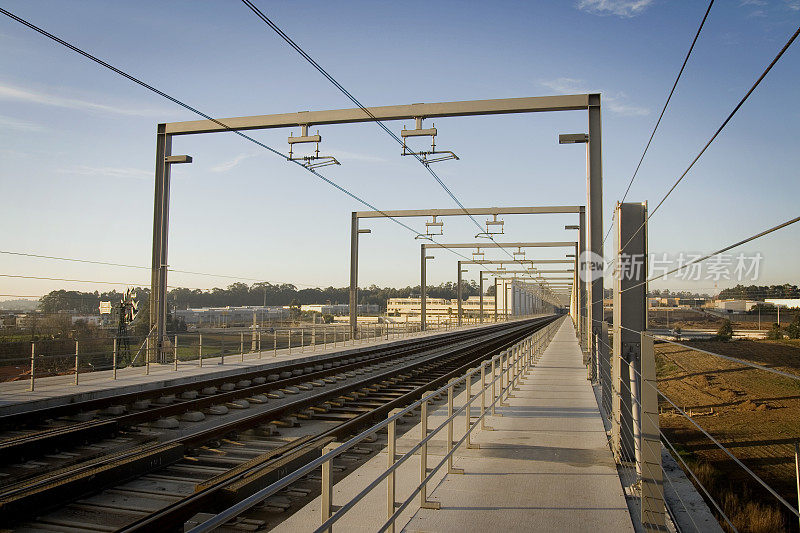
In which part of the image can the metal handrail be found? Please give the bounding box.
[187,316,562,533]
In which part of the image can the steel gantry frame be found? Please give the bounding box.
[349,205,586,336]
[458,261,574,325]
[151,94,601,363]
[448,259,573,324]
[352,205,584,335]
[421,241,577,330]
[490,275,569,320]
[482,270,573,321]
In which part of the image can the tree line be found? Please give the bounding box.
[717,284,799,300]
[37,280,484,315]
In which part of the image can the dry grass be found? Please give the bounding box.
[690,460,786,533]
[656,339,800,532]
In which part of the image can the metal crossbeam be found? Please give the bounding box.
[165,94,591,135]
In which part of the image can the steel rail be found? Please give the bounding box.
[1,318,551,527]
[116,318,553,532]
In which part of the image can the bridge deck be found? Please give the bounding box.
[276,319,634,532]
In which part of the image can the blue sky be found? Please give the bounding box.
[1,0,798,300]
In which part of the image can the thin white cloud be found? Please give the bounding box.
[59,165,151,180]
[0,82,166,116]
[210,153,256,173]
[785,0,800,10]
[577,0,654,17]
[540,77,590,94]
[0,114,44,132]
[740,0,767,6]
[539,78,650,117]
[605,101,650,116]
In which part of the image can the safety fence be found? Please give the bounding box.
[591,313,800,533]
[2,315,540,392]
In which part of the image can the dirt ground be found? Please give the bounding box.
[655,339,800,531]
[648,308,723,329]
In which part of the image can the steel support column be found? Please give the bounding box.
[420,244,427,331]
[457,261,463,326]
[588,94,604,374]
[349,212,359,338]
[579,208,588,351]
[150,124,172,364]
[611,202,647,462]
[640,333,665,530]
[479,271,485,323]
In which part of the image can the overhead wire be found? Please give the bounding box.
[0,7,514,282]
[597,341,737,531]
[587,213,800,307]
[601,0,714,247]
[594,324,800,520]
[237,0,541,279]
[618,24,800,254]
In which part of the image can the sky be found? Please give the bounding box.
[1,0,799,301]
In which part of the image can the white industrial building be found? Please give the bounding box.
[387,296,494,323]
[175,306,289,326]
[300,304,379,315]
[714,299,760,312]
[765,298,800,309]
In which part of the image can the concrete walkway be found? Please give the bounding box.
[403,319,633,532]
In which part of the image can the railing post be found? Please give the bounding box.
[274,331,278,356]
[465,369,475,449]
[258,330,262,356]
[220,335,225,365]
[74,340,79,385]
[29,342,35,392]
[480,361,493,431]
[112,338,118,380]
[320,441,338,533]
[387,408,402,532]
[420,399,440,509]
[490,357,497,415]
[199,333,203,367]
[640,332,664,531]
[240,332,244,360]
[500,351,509,407]
[174,335,178,370]
[447,379,464,474]
[288,329,292,355]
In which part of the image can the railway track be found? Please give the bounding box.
[0,317,556,532]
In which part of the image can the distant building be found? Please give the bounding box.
[175,306,289,326]
[300,304,379,315]
[387,296,496,322]
[764,298,800,309]
[714,299,759,312]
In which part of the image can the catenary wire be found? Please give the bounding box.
[595,327,800,518]
[237,0,538,273]
[618,24,800,254]
[0,7,514,280]
[587,213,800,306]
[602,0,715,247]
